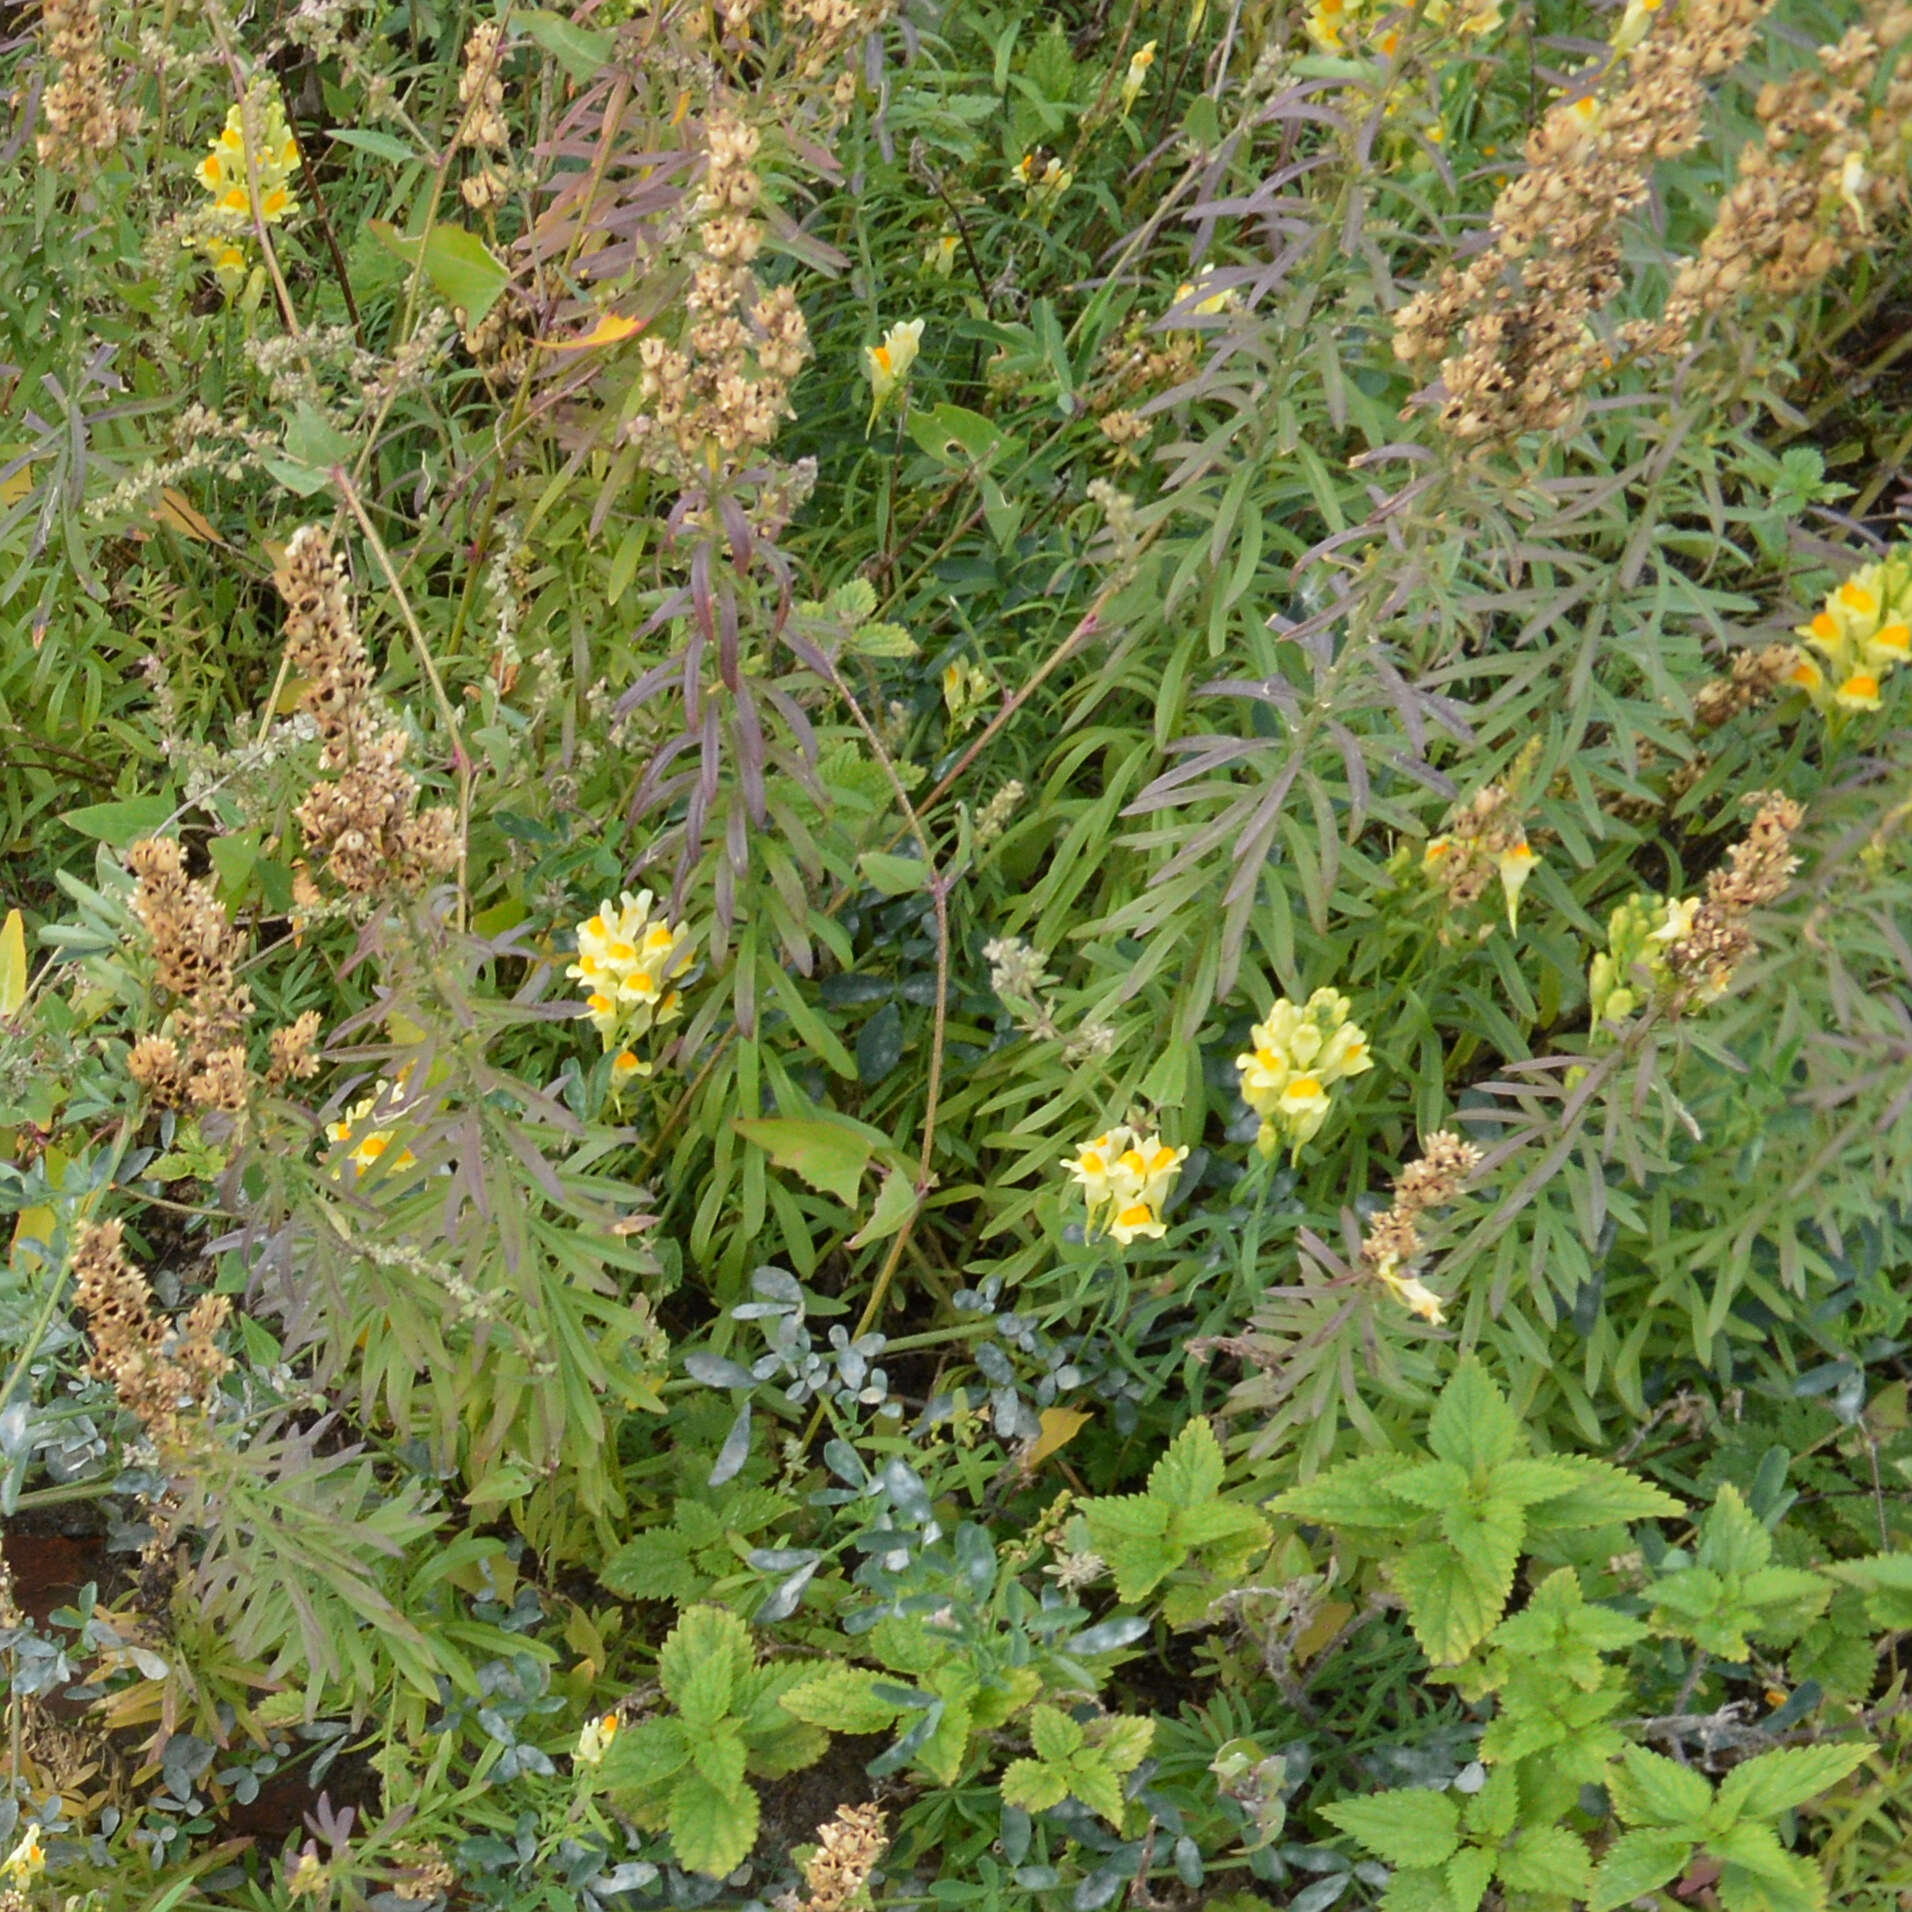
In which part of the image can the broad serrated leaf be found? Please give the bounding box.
[1067,1755,1131,1827]
[601,1716,691,1797]
[1714,1743,1875,1824]
[1497,1825,1592,1898]
[1610,1745,1715,1831]
[780,1665,903,1735]
[1001,1758,1069,1813]
[599,1528,703,1603]
[1320,1789,1460,1866]
[1380,1868,1454,1912]
[1587,1828,1695,1912]
[1393,1532,1518,1665]
[1519,1454,1684,1530]
[1445,1843,1495,1912]
[733,1115,881,1206]
[1171,1498,1270,1553]
[1697,1485,1773,1578]
[657,1605,751,1729]
[668,1765,758,1877]
[1463,1764,1519,1842]
[1272,1453,1420,1530]
[1427,1357,1524,1472]
[1149,1418,1227,1508]
[690,1727,747,1794]
[1094,1714,1155,1773]
[1028,1703,1083,1763]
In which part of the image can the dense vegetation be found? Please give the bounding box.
[3,0,1912,1907]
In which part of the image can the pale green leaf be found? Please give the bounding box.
[1320,1789,1460,1867]
[1001,1758,1069,1813]
[657,1605,750,1729]
[780,1665,903,1735]
[733,1114,881,1206]
[1714,1743,1875,1825]
[668,1766,759,1877]
[1427,1356,1524,1473]
[1587,1828,1695,1912]
[1610,1745,1715,1831]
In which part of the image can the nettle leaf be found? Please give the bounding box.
[1028,1703,1084,1764]
[1393,1526,1520,1665]
[1149,1417,1227,1508]
[1714,1743,1875,1824]
[1708,1821,1827,1912]
[1386,1459,1473,1512]
[1380,1868,1456,1912]
[780,1664,902,1735]
[1445,1842,1495,1912]
[1610,1746,1715,1831]
[1519,1455,1684,1530]
[1463,1764,1519,1843]
[668,1764,759,1877]
[1171,1498,1269,1552]
[1491,1568,1648,1688]
[1094,1714,1155,1774]
[1823,1551,1912,1629]
[1320,1788,1461,1867]
[690,1726,747,1795]
[1001,1759,1070,1812]
[1272,1452,1420,1530]
[1497,1825,1593,1898]
[1427,1357,1524,1472]
[1587,1828,1696,1912]
[1698,1485,1773,1578]
[658,1605,750,1729]
[1079,1494,1180,1601]
[1068,1755,1130,1827]
[601,1716,691,1798]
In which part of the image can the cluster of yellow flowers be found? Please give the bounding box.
[566,891,694,1079]
[866,317,924,424]
[1236,988,1372,1161]
[1303,0,1499,58]
[327,1086,417,1175]
[1064,1125,1188,1246]
[1785,555,1911,719]
[575,1710,621,1764]
[192,91,300,296]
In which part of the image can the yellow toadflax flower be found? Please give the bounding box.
[1120,40,1157,115]
[1788,552,1912,723]
[575,1710,620,1765]
[1065,1124,1187,1247]
[2,1828,46,1884]
[866,317,925,424]
[567,890,694,1071]
[923,232,960,277]
[326,1089,417,1174]
[192,88,301,297]
[1236,988,1373,1162]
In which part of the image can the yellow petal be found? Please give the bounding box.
[539,313,647,352]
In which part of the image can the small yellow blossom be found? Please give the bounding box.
[923,232,960,277]
[1013,152,1072,211]
[942,656,991,729]
[1120,40,1157,115]
[866,317,925,422]
[327,1090,417,1174]
[567,891,694,1067]
[2,1829,46,1885]
[1236,988,1372,1161]
[1171,265,1235,321]
[1065,1124,1187,1247]
[576,1710,620,1764]
[1611,0,1668,53]
[1386,1271,1447,1325]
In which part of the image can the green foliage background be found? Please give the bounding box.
[1,0,1912,1906]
